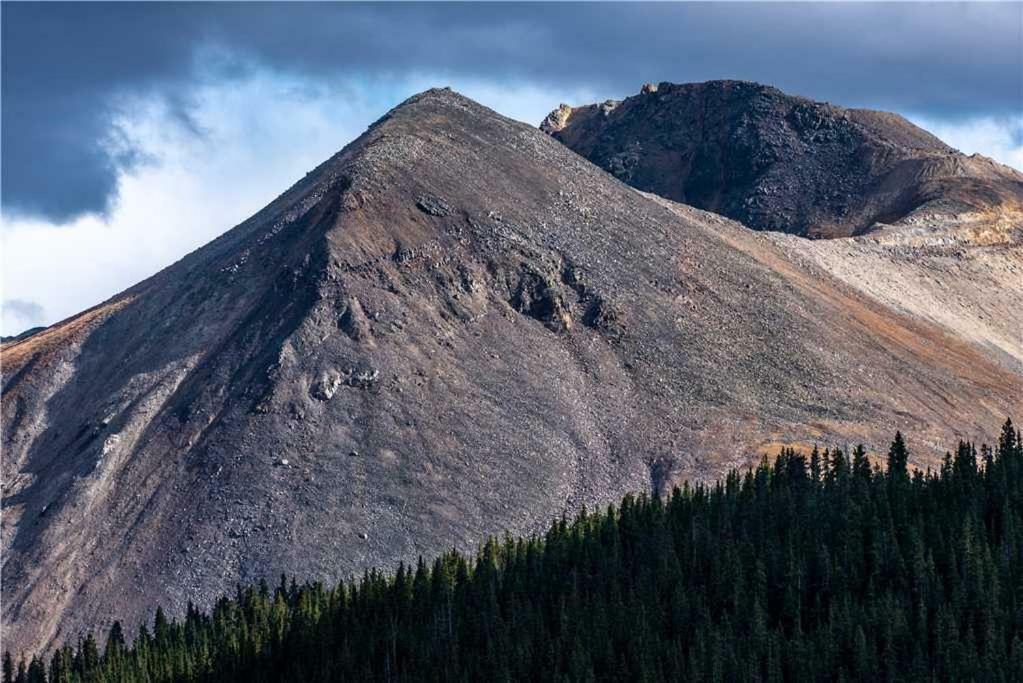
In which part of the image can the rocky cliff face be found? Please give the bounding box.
[3,88,1020,655]
[543,80,1023,238]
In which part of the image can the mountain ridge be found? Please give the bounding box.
[542,80,1023,238]
[3,87,1020,655]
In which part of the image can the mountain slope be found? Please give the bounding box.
[542,80,1023,238]
[542,80,1023,368]
[3,88,1020,655]
[15,427,1023,681]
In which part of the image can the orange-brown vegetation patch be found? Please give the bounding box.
[1,297,135,371]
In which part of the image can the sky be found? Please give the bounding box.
[2,2,1022,336]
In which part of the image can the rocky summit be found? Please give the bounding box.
[543,80,1023,238]
[3,87,1021,655]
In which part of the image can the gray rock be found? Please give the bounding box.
[342,363,379,389]
[416,194,452,217]
[311,370,343,400]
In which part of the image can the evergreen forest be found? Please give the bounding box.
[6,420,1023,682]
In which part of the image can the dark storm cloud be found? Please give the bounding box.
[3,2,1021,223]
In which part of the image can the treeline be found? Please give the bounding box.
[6,420,1023,682]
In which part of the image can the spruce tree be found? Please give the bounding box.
[887,431,909,482]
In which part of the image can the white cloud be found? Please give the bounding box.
[1,299,45,336]
[0,74,596,336]
[908,114,1023,171]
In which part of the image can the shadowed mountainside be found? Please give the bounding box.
[543,80,1023,238]
[3,88,1021,655]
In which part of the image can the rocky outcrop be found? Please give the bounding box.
[544,80,1023,237]
[539,103,574,135]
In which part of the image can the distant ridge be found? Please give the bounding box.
[543,80,1023,237]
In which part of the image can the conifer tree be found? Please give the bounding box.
[887,431,909,482]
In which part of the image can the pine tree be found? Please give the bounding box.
[887,431,909,483]
[80,634,99,678]
[23,658,43,683]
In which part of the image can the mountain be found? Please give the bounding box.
[545,81,1023,369]
[3,88,1020,655]
[542,80,1023,238]
[0,328,45,345]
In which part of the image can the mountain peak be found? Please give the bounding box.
[544,81,1022,237]
[366,86,499,134]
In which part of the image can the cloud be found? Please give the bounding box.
[908,115,1023,171]
[2,3,1021,336]
[1,299,44,336]
[3,2,1021,223]
[0,72,596,336]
